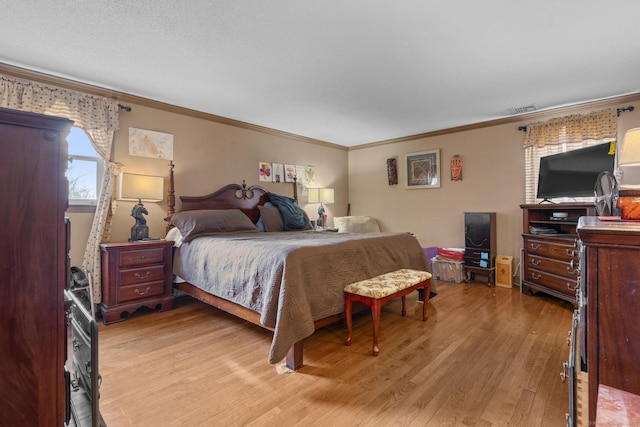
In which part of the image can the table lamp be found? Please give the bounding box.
[118,173,164,240]
[308,188,334,228]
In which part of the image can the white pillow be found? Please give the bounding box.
[165,227,184,247]
[334,216,381,233]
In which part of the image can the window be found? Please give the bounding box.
[67,127,103,206]
[524,138,613,204]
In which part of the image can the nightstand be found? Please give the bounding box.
[100,240,174,324]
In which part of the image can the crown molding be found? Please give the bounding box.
[2,62,638,152]
[0,62,346,151]
[349,92,640,151]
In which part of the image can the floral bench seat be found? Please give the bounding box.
[344,268,431,356]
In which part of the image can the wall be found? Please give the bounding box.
[67,96,640,269]
[348,101,640,265]
[67,102,348,266]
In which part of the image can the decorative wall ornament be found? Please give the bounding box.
[272,163,284,183]
[450,154,462,181]
[258,162,272,182]
[405,149,441,189]
[387,157,398,185]
[284,164,297,182]
[128,127,174,160]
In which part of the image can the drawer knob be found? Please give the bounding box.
[137,255,148,260]
[135,286,151,296]
[530,243,540,250]
[532,272,541,280]
[531,258,541,266]
[134,271,151,280]
[566,249,575,257]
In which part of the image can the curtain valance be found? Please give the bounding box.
[523,107,617,148]
[0,74,119,156]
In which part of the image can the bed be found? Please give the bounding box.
[165,174,431,371]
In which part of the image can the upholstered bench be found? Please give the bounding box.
[344,269,432,356]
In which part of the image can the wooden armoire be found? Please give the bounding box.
[0,107,73,425]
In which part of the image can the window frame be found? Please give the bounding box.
[67,127,103,212]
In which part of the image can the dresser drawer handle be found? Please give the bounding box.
[531,259,541,266]
[566,266,578,275]
[560,361,568,383]
[135,286,151,296]
[566,281,579,291]
[530,243,540,250]
[566,249,575,257]
[531,272,541,280]
[134,271,151,280]
[137,255,147,260]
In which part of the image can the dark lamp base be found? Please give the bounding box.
[131,225,149,241]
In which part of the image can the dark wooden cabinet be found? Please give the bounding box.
[100,240,174,324]
[521,203,595,303]
[464,212,496,285]
[577,217,640,423]
[0,107,73,426]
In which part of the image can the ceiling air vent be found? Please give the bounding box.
[509,105,537,115]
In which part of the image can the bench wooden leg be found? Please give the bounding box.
[422,280,430,321]
[345,293,353,346]
[401,295,406,317]
[371,298,382,356]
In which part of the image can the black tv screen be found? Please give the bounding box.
[537,143,615,201]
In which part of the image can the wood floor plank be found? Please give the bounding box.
[97,280,574,426]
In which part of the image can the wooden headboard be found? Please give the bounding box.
[166,163,298,225]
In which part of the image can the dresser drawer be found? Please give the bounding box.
[527,254,580,279]
[525,238,578,261]
[120,265,165,286]
[118,281,165,303]
[119,247,166,268]
[524,267,578,297]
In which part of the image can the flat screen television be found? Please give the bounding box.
[537,142,615,201]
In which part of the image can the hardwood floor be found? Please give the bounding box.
[97,280,574,426]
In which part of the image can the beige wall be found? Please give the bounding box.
[67,103,348,266]
[348,102,640,263]
[67,98,640,270]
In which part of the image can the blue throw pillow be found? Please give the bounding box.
[268,193,307,230]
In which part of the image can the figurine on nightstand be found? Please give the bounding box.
[130,202,149,241]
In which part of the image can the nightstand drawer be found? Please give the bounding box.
[119,247,166,268]
[118,281,165,303]
[120,265,165,286]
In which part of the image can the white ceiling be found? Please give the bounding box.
[1,1,640,147]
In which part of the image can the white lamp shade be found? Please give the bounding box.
[619,128,640,188]
[308,188,334,204]
[118,173,164,202]
[620,128,640,166]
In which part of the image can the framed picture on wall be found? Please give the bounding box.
[405,149,440,189]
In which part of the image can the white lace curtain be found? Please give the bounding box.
[522,107,618,203]
[0,74,120,304]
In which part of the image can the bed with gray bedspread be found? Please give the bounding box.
[171,230,429,364]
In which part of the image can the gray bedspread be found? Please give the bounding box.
[172,230,430,364]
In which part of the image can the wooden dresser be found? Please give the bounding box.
[521,203,596,303]
[577,217,640,423]
[0,107,73,425]
[100,240,174,324]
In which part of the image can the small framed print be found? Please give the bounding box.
[405,149,440,189]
